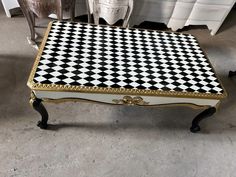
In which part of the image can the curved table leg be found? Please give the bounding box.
[190,107,216,133]
[30,94,48,129]
[228,71,236,77]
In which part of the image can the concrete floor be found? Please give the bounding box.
[1,3,236,177]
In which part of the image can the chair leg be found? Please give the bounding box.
[18,0,36,44]
[93,0,100,25]
[57,0,63,20]
[122,6,131,28]
[85,0,91,23]
[28,11,36,42]
[70,0,76,21]
[26,12,37,48]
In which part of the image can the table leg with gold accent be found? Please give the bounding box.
[228,71,236,77]
[30,93,48,129]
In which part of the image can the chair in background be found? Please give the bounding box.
[17,0,76,48]
[90,0,133,27]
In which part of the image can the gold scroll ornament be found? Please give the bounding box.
[112,96,149,105]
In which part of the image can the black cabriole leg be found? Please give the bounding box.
[190,107,216,133]
[228,71,236,78]
[30,95,48,129]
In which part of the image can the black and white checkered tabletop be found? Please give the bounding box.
[32,21,224,96]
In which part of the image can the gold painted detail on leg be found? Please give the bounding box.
[215,100,221,112]
[29,91,36,107]
[112,96,149,105]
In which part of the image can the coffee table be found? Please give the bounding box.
[27,21,227,133]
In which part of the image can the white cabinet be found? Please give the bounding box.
[130,0,235,35]
[130,0,177,25]
[167,0,236,35]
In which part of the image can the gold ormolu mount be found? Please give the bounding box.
[112,96,149,105]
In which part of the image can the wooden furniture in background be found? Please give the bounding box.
[130,0,236,35]
[5,0,235,35]
[79,0,236,35]
[17,0,76,48]
[89,0,133,27]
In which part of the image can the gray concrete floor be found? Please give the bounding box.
[1,3,236,177]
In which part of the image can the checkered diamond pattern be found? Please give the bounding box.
[33,21,224,95]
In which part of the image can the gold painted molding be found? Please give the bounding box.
[28,82,226,99]
[38,96,211,110]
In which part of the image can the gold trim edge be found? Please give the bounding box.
[27,21,53,92]
[28,82,226,100]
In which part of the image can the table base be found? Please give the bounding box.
[29,92,216,133]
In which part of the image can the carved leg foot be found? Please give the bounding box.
[190,107,216,133]
[30,94,48,129]
[37,120,48,129]
[228,71,236,78]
